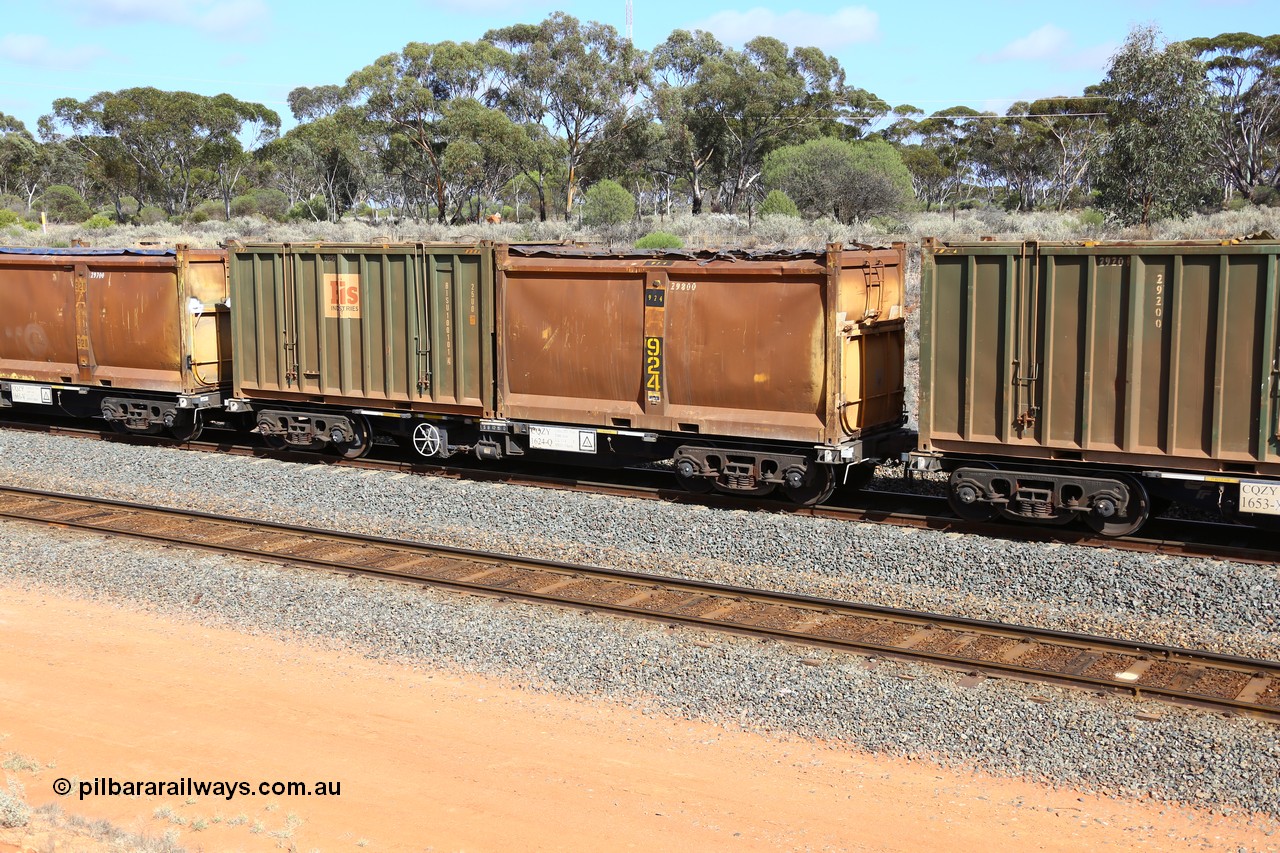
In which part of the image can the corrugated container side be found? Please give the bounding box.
[229,243,494,414]
[920,239,1280,473]
[496,244,905,446]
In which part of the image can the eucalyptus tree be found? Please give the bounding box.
[485,13,649,220]
[275,85,375,221]
[1023,96,1108,209]
[650,29,728,214]
[346,40,506,223]
[967,105,1056,210]
[889,105,984,209]
[438,98,527,221]
[1183,32,1280,198]
[0,113,53,210]
[42,87,279,216]
[688,37,886,213]
[1092,25,1216,225]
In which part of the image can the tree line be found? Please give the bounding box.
[0,18,1276,231]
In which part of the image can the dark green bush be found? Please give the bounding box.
[137,206,167,225]
[634,231,685,249]
[38,185,91,223]
[758,190,799,218]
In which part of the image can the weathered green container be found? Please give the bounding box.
[228,243,495,415]
[920,237,1280,474]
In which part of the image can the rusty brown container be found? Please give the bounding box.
[0,246,229,400]
[495,243,906,447]
[919,237,1280,474]
[228,243,494,414]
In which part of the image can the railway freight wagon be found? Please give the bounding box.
[494,243,910,504]
[0,246,230,439]
[226,241,910,504]
[914,236,1280,535]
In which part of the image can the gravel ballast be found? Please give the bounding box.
[2,428,1280,820]
[1,429,1275,659]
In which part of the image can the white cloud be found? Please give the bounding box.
[986,25,1071,62]
[60,0,270,38]
[0,34,108,69]
[688,6,880,51]
[981,24,1115,74]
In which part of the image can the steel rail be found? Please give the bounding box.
[1,484,1277,722]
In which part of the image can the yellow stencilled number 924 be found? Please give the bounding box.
[644,336,662,394]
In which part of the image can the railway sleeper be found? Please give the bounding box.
[948,466,1149,536]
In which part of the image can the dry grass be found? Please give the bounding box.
[3,206,1277,252]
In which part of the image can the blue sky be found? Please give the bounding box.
[1,0,1275,136]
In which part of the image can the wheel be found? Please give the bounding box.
[412,422,445,458]
[168,410,203,443]
[1083,474,1150,538]
[673,458,714,493]
[947,463,998,522]
[333,415,371,460]
[782,466,836,506]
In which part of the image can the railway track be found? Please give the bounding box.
[2,483,1278,722]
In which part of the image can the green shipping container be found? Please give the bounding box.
[920,236,1280,474]
[228,243,495,415]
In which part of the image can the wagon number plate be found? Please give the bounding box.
[1239,480,1280,516]
[10,383,53,405]
[529,425,597,454]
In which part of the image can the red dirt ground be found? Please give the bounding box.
[0,581,1274,851]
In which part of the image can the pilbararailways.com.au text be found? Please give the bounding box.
[54,777,341,801]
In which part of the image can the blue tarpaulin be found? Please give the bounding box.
[0,247,175,256]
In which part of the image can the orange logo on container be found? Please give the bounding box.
[325,274,361,319]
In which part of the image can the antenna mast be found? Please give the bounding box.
[626,0,633,42]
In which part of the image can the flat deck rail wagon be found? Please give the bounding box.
[915,235,1280,535]
[0,246,230,440]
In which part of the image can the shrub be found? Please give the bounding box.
[0,209,20,227]
[1076,208,1106,228]
[38,185,91,223]
[82,213,115,230]
[252,189,289,221]
[634,230,684,249]
[0,779,30,828]
[1250,185,1279,208]
[287,196,328,222]
[758,190,799,218]
[230,194,259,218]
[582,180,635,228]
[188,199,226,224]
[137,205,167,225]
